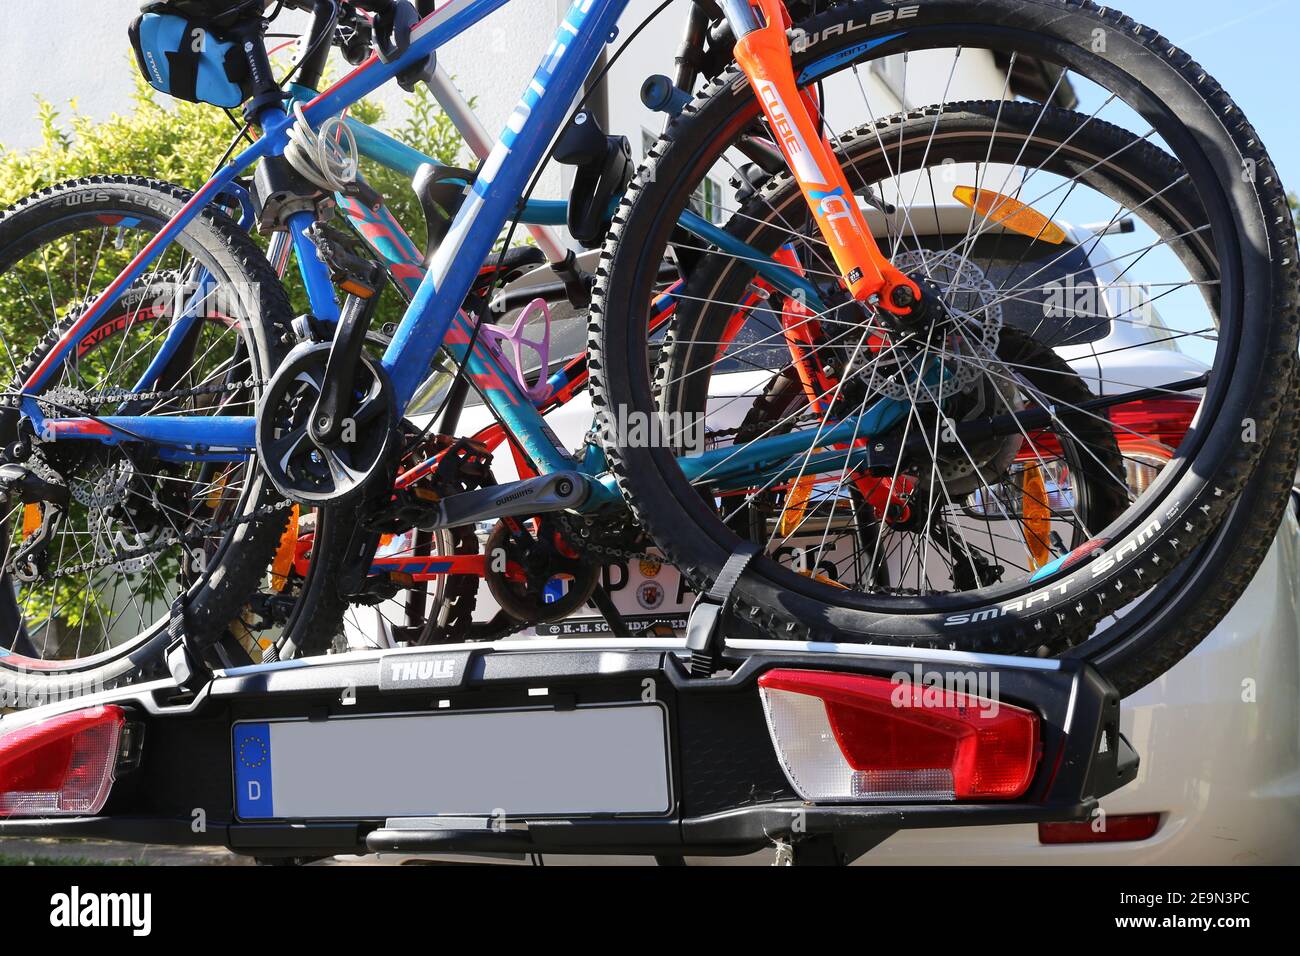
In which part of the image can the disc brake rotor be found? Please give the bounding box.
[73,458,168,573]
[874,249,1002,403]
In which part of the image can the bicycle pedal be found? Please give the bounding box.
[304,223,385,298]
[366,486,443,535]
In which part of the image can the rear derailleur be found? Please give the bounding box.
[0,462,69,582]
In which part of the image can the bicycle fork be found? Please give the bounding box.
[723,0,920,314]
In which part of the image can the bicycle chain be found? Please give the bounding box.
[19,398,704,581]
[46,496,294,580]
[552,511,664,567]
[31,378,264,413]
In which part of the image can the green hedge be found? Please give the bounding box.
[0,73,469,332]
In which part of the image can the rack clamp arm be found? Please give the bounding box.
[684,541,761,677]
[371,1,437,92]
[164,595,212,692]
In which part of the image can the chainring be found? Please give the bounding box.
[256,341,396,505]
[483,518,600,625]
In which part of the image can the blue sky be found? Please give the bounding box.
[1119,0,1298,191]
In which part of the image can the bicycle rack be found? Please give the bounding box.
[0,606,1138,865]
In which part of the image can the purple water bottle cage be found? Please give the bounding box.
[479,297,554,403]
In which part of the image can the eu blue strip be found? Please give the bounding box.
[233,722,274,820]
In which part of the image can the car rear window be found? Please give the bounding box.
[711,233,1110,374]
[453,233,1111,398]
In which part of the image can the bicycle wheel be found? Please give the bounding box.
[0,176,291,705]
[592,0,1299,683]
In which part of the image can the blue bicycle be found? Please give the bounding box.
[0,0,1295,703]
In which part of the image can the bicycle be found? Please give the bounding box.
[0,0,1294,705]
[0,0,777,692]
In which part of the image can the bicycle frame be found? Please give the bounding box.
[21,0,913,514]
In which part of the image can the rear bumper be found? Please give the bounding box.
[0,637,1137,862]
[0,800,1104,861]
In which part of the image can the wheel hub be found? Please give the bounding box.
[871,249,1002,403]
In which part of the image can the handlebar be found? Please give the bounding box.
[274,0,438,74]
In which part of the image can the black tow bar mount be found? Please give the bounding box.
[0,633,1138,866]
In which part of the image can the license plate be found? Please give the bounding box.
[232,703,672,821]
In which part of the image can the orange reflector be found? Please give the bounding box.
[953,186,1067,245]
[340,279,376,299]
[797,568,848,589]
[1020,465,1051,570]
[269,504,300,592]
[778,475,817,538]
[20,504,41,540]
[205,471,229,511]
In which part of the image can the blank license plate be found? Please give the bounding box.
[232,704,672,821]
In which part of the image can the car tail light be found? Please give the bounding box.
[1110,395,1198,493]
[1119,438,1174,496]
[0,705,124,817]
[1110,396,1199,450]
[757,669,1039,802]
[1038,812,1161,844]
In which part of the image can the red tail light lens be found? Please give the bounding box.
[1110,396,1199,450]
[0,705,124,817]
[1038,812,1161,844]
[758,670,1039,802]
[1112,395,1199,494]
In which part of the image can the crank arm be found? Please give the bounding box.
[423,471,589,530]
[309,264,387,446]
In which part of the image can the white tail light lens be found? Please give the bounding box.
[758,670,1039,802]
[0,705,124,817]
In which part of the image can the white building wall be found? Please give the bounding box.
[0,1,556,152]
[0,0,566,196]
